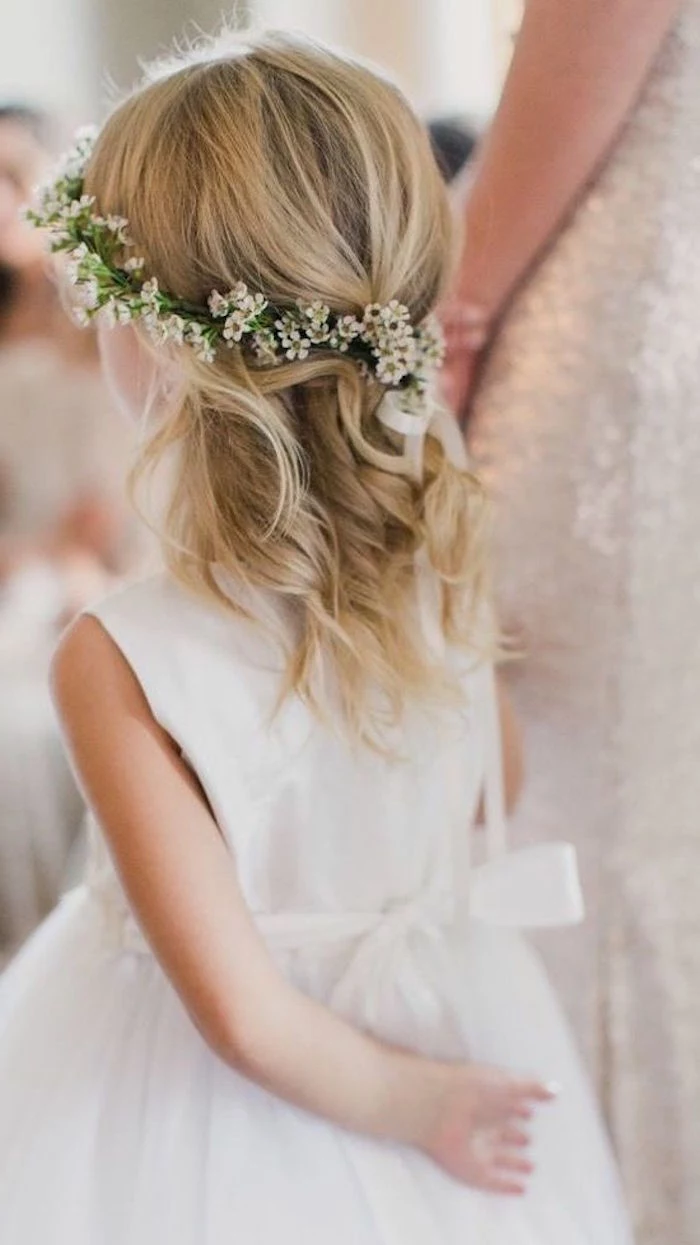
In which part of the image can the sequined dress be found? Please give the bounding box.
[469,8,700,1243]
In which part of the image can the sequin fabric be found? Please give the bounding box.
[469,9,700,1243]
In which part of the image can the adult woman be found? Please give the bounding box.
[443,2,696,1241]
[0,105,135,955]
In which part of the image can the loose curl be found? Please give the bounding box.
[85,30,491,746]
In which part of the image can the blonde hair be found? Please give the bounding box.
[86,30,490,745]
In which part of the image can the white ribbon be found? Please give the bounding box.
[90,840,583,965]
[376,391,433,478]
[470,841,584,928]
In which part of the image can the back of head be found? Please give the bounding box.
[84,30,489,745]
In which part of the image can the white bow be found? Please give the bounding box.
[470,841,584,928]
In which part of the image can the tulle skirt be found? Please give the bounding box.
[0,886,633,1244]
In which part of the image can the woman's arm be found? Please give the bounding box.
[52,616,551,1193]
[444,0,682,405]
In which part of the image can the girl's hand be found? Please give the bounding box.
[419,1063,555,1195]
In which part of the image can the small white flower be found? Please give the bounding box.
[101,299,131,329]
[252,328,279,363]
[105,214,128,233]
[375,356,410,386]
[184,322,216,361]
[208,290,231,318]
[67,194,95,218]
[76,276,100,309]
[140,310,164,342]
[163,314,186,345]
[194,338,216,363]
[115,302,135,326]
[301,301,331,344]
[274,314,310,360]
[71,306,91,328]
[222,310,249,343]
[286,340,310,360]
[328,314,362,352]
[363,303,384,326]
[230,281,250,305]
[140,278,160,306]
[379,299,410,327]
[123,256,145,275]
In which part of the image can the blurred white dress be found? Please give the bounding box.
[469,5,700,1242]
[0,341,132,952]
[0,573,632,1243]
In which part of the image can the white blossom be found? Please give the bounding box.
[328,315,362,352]
[76,277,100,309]
[208,290,230,318]
[140,278,160,306]
[163,315,186,345]
[222,310,249,343]
[375,355,410,386]
[252,328,280,363]
[275,315,310,361]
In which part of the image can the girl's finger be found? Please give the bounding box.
[482,1174,528,1197]
[493,1151,535,1176]
[499,1126,531,1148]
[510,1078,557,1105]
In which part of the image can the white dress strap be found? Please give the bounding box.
[470,662,586,929]
[481,663,508,861]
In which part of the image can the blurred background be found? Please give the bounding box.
[1,0,513,127]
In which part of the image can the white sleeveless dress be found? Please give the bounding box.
[469,6,700,1242]
[0,573,631,1243]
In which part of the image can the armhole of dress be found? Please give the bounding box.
[81,596,169,740]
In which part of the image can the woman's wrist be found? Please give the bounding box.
[447,302,493,351]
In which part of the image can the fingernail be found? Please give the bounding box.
[545,1080,562,1097]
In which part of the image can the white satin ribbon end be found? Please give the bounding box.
[470,842,584,929]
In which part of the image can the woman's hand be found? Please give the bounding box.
[439,301,491,420]
[453,0,683,331]
[418,1063,555,1195]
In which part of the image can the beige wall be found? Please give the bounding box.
[1,0,97,121]
[2,0,498,125]
[257,0,498,120]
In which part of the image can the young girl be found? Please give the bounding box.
[0,31,632,1244]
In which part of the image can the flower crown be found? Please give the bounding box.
[27,128,445,410]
